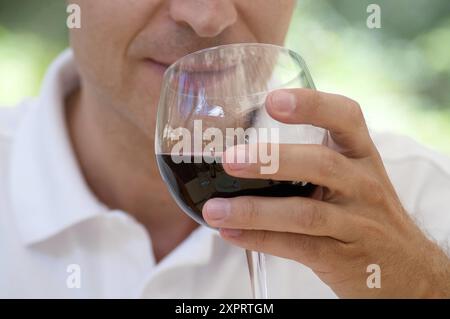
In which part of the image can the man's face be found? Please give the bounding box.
[69,0,296,137]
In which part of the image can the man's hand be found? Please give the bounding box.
[202,88,450,298]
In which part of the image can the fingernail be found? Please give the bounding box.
[269,90,296,114]
[220,228,242,238]
[205,198,230,221]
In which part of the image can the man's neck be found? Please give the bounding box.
[65,87,198,263]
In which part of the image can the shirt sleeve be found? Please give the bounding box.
[413,159,450,249]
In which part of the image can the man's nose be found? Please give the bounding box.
[169,0,238,37]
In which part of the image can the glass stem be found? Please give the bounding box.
[245,250,268,299]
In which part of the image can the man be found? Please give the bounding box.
[1,0,450,298]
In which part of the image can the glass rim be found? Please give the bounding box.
[162,42,314,100]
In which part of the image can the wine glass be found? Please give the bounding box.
[155,43,327,298]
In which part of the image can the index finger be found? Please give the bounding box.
[266,88,376,158]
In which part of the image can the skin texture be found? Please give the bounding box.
[66,0,450,297]
[203,89,450,298]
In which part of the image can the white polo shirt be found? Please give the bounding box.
[1,50,450,299]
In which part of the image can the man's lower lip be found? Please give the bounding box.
[145,59,170,74]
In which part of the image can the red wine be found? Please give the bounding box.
[156,154,316,225]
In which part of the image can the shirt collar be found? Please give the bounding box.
[9,49,110,245]
[9,49,221,273]
[9,49,221,268]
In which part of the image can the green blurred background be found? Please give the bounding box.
[1,0,449,154]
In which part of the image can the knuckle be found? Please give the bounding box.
[346,98,365,126]
[253,230,269,250]
[364,220,385,239]
[344,221,384,260]
[292,235,319,263]
[308,90,322,116]
[318,149,340,179]
[360,175,386,205]
[295,200,323,230]
[239,197,259,226]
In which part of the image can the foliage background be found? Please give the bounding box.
[0,0,449,154]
